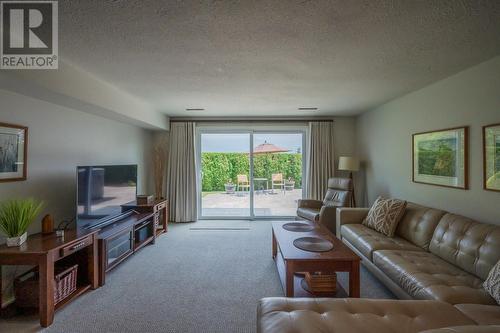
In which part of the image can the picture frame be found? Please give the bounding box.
[0,122,28,182]
[412,126,468,189]
[483,123,500,192]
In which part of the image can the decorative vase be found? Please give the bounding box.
[6,232,27,247]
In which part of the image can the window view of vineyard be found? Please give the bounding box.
[417,138,457,177]
[200,133,303,217]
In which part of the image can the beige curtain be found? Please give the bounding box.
[306,121,335,200]
[166,122,197,222]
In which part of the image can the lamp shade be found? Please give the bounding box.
[338,156,359,172]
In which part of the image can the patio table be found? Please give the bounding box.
[253,178,268,192]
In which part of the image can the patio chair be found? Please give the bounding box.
[236,174,250,192]
[271,173,285,193]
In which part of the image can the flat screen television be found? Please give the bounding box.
[77,164,137,230]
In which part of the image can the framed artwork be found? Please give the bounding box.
[412,126,468,189]
[483,123,500,192]
[0,122,28,182]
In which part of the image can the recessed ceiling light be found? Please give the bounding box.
[185,108,205,111]
[298,107,318,111]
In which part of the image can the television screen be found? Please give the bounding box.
[77,164,137,229]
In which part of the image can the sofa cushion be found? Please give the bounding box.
[297,207,319,222]
[341,224,423,261]
[373,250,495,305]
[257,297,475,333]
[362,196,407,237]
[395,202,446,250]
[483,260,500,304]
[429,214,500,280]
[454,303,500,325]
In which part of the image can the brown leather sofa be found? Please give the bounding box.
[337,202,500,305]
[257,201,500,333]
[296,177,352,234]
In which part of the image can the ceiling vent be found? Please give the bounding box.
[185,108,205,111]
[298,107,318,111]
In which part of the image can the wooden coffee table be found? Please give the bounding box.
[272,221,360,298]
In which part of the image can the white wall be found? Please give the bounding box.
[0,89,154,237]
[333,117,358,174]
[0,61,169,130]
[357,56,500,224]
[0,89,154,305]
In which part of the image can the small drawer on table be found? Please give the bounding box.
[60,236,93,257]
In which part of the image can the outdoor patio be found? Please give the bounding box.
[201,189,302,217]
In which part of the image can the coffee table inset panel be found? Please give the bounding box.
[282,222,315,232]
[293,236,334,252]
[272,221,360,298]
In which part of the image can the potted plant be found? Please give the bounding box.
[285,177,295,191]
[224,179,236,194]
[0,199,43,247]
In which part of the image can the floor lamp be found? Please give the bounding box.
[338,156,359,207]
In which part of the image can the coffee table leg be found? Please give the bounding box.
[349,261,360,298]
[285,260,294,297]
[272,230,277,259]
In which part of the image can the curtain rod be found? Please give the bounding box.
[169,117,335,123]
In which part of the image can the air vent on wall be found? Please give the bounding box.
[298,107,318,111]
[186,108,205,111]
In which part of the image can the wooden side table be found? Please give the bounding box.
[0,229,99,327]
[122,199,168,236]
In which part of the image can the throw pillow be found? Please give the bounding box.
[362,196,407,237]
[483,260,500,305]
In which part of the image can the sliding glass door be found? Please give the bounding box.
[198,129,305,219]
[253,133,304,217]
[200,132,251,217]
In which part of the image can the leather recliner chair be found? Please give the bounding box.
[297,177,352,234]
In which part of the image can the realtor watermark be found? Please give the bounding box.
[1,1,58,69]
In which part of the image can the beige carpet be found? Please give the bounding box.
[0,220,394,333]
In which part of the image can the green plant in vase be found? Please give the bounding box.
[0,199,43,247]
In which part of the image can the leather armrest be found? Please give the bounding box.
[336,207,370,237]
[319,206,338,234]
[297,199,322,209]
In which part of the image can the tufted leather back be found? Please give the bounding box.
[258,297,477,333]
[395,202,446,250]
[322,178,352,207]
[429,214,500,280]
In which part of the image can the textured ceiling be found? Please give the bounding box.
[58,0,500,117]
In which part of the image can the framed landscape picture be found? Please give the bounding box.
[0,122,28,182]
[483,123,500,192]
[412,126,468,189]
